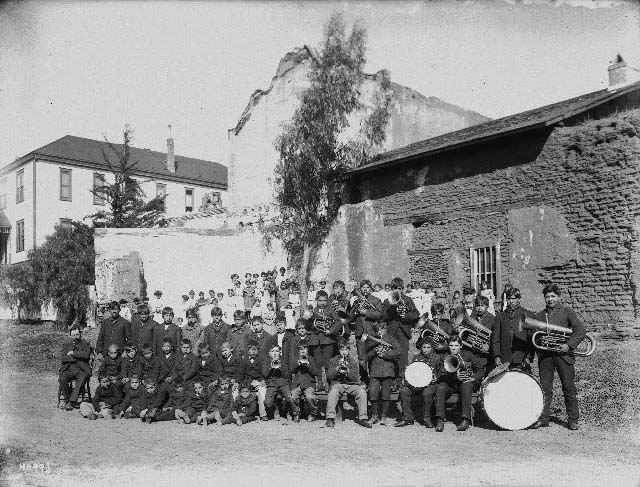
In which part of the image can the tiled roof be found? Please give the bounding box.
[350,81,640,175]
[3,135,227,188]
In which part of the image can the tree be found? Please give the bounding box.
[262,13,393,305]
[90,125,167,228]
[0,221,95,328]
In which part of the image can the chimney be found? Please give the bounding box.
[166,124,175,173]
[608,54,640,91]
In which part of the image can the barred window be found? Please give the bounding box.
[470,244,500,296]
[185,188,194,212]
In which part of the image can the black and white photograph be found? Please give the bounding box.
[0,0,639,485]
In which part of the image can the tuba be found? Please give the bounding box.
[313,308,332,334]
[519,316,596,357]
[453,313,492,353]
[353,289,376,313]
[417,313,450,348]
[389,291,407,318]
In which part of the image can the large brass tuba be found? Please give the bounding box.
[519,316,596,357]
[453,313,492,353]
[417,313,450,348]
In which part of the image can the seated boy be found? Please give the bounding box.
[139,343,156,381]
[121,345,143,386]
[139,378,168,423]
[325,340,372,429]
[290,344,319,422]
[217,342,242,387]
[223,385,258,426]
[262,345,299,422]
[154,338,178,395]
[240,341,267,420]
[59,326,91,410]
[196,343,220,386]
[80,373,122,420]
[172,339,198,386]
[154,376,190,422]
[198,377,233,426]
[395,340,444,428]
[365,322,400,425]
[98,344,124,387]
[182,380,209,424]
[113,374,145,419]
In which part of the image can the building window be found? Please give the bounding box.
[185,188,194,212]
[156,183,167,211]
[59,218,72,229]
[93,173,106,205]
[0,177,6,210]
[470,243,500,296]
[16,219,24,253]
[60,168,72,201]
[16,170,24,204]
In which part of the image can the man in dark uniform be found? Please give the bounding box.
[96,301,130,358]
[492,287,534,371]
[59,326,92,409]
[129,303,156,351]
[531,283,586,430]
[351,279,383,380]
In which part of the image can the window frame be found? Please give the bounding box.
[16,219,24,253]
[60,168,72,202]
[59,218,72,230]
[469,241,501,298]
[93,172,106,206]
[16,169,24,204]
[185,187,194,213]
[156,183,167,212]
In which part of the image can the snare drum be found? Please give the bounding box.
[481,369,544,430]
[404,361,433,388]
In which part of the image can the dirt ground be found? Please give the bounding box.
[1,323,639,487]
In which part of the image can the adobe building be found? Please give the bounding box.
[325,56,640,329]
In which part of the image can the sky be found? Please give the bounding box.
[0,0,638,166]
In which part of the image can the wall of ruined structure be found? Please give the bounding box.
[94,226,286,308]
[226,46,488,211]
[324,110,640,329]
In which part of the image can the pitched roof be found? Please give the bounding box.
[349,81,640,176]
[2,135,227,188]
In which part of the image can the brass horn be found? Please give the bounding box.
[519,316,595,357]
[418,313,450,348]
[457,314,492,353]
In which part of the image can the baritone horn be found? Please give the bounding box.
[417,313,450,348]
[518,316,595,357]
[453,313,492,353]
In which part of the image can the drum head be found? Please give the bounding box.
[482,370,543,430]
[404,362,433,388]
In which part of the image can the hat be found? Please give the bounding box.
[189,290,195,295]
[154,290,162,296]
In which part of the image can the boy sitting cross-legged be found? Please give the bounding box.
[198,377,233,426]
[139,378,168,424]
[223,385,258,426]
[113,373,146,419]
[80,373,122,420]
[153,376,191,422]
[182,380,209,424]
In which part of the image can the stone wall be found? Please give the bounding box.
[326,110,640,329]
[94,227,286,309]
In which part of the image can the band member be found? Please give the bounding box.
[304,290,344,390]
[365,322,400,425]
[325,340,372,429]
[381,277,419,378]
[470,295,496,375]
[328,280,350,318]
[434,336,484,432]
[418,303,453,360]
[351,279,383,379]
[531,283,586,430]
[59,326,92,410]
[396,340,444,427]
[492,287,534,371]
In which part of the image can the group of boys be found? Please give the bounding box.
[60,277,585,431]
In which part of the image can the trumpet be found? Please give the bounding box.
[518,316,596,357]
[417,314,450,348]
[389,291,407,318]
[453,313,492,353]
[361,332,393,350]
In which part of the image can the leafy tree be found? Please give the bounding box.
[90,125,167,228]
[262,13,393,304]
[0,261,41,321]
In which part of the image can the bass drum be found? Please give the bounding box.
[404,361,433,388]
[481,370,543,431]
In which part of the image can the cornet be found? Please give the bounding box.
[389,291,407,318]
[453,313,492,353]
[518,316,595,357]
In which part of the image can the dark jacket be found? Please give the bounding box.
[381,293,420,340]
[217,354,243,382]
[164,385,190,410]
[92,383,122,410]
[366,334,401,378]
[305,306,344,346]
[141,388,167,410]
[188,388,209,412]
[262,359,290,387]
[154,353,178,383]
[206,389,232,414]
[120,385,145,411]
[492,306,534,364]
[60,339,92,374]
[233,394,258,417]
[172,352,199,383]
[203,320,231,358]
[240,356,264,386]
[121,355,144,379]
[99,355,124,379]
[129,315,156,351]
[351,293,383,338]
[290,355,319,389]
[327,355,360,385]
[96,316,130,356]
[227,325,250,359]
[441,349,484,386]
[283,334,311,372]
[153,322,182,358]
[197,355,220,385]
[140,354,156,381]
[534,304,587,364]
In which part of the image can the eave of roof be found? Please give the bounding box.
[347,81,640,177]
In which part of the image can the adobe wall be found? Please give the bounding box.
[325,110,640,329]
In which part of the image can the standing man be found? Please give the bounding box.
[532,283,586,430]
[96,301,130,358]
[59,326,92,410]
[129,303,156,351]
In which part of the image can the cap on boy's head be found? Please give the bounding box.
[154,290,162,296]
[338,339,350,350]
[142,297,149,303]
[197,342,210,352]
[129,373,140,380]
[173,376,184,386]
[189,290,195,296]
[181,338,192,347]
[181,294,189,300]
[186,308,198,318]
[109,301,120,310]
